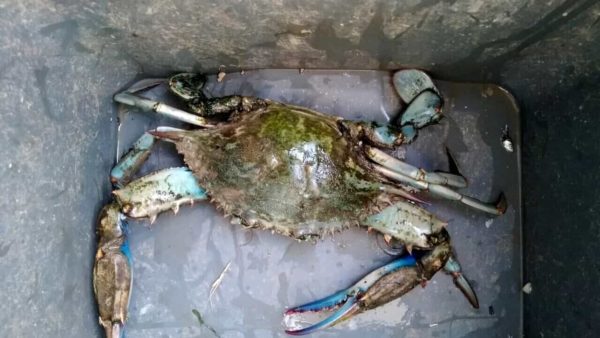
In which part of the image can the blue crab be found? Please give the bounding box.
[93,70,505,337]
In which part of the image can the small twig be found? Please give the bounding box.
[209,261,232,306]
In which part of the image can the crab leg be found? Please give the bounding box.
[168,73,270,117]
[367,147,467,188]
[367,148,506,215]
[94,169,207,338]
[392,69,444,143]
[95,121,211,337]
[114,92,214,127]
[393,70,442,142]
[110,127,188,187]
[284,238,456,335]
[93,202,132,338]
[284,256,418,335]
[111,132,156,188]
[374,163,505,215]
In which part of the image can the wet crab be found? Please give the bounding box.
[93,70,506,337]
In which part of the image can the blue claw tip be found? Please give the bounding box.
[285,289,349,314]
[285,296,358,336]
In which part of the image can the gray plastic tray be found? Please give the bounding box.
[116,69,521,337]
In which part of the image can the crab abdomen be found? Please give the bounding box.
[174,103,385,238]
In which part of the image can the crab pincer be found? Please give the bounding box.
[283,230,480,335]
[443,255,480,309]
[283,255,418,335]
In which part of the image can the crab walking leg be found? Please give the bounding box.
[111,132,156,187]
[93,202,132,338]
[371,163,506,216]
[366,147,467,188]
[114,92,214,127]
[110,127,188,188]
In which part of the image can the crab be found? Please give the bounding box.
[92,70,506,337]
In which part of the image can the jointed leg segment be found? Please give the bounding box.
[93,202,131,338]
[94,126,207,338]
[366,146,506,215]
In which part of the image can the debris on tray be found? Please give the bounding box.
[217,71,226,82]
[522,282,533,294]
[209,261,232,305]
[502,125,514,153]
[192,309,221,337]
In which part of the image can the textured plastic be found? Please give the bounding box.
[116,70,521,338]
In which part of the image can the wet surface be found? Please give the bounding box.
[116,69,521,337]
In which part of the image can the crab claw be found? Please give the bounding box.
[443,256,479,309]
[283,255,417,335]
[283,234,457,335]
[392,69,444,143]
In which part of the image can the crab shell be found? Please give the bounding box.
[155,100,445,246]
